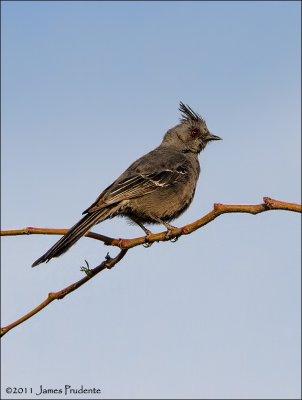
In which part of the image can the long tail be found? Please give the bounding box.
[32,207,115,267]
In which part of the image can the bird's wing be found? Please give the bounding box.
[84,164,189,214]
[109,169,183,199]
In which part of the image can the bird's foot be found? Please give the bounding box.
[164,229,179,242]
[163,222,178,242]
[143,230,153,248]
[170,235,179,243]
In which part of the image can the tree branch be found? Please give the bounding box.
[0,227,114,244]
[113,197,302,249]
[1,197,300,337]
[1,249,128,337]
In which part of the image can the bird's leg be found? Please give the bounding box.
[150,217,178,241]
[130,216,178,245]
[130,217,153,247]
[162,221,178,241]
[132,219,153,236]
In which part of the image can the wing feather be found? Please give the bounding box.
[84,165,189,214]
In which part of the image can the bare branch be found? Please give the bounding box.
[1,197,300,337]
[2,198,300,248]
[0,227,114,244]
[109,197,302,249]
[1,249,128,337]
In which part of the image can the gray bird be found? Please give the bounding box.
[32,102,221,267]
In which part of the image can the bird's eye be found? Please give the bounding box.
[191,128,199,137]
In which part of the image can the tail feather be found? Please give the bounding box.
[32,208,112,267]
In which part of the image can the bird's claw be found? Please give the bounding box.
[143,232,153,248]
[164,229,179,242]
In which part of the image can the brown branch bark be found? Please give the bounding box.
[1,197,300,337]
[1,249,128,337]
[0,227,113,244]
[2,198,301,248]
[113,197,302,249]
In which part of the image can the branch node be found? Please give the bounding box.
[117,239,126,249]
[105,252,116,269]
[48,292,57,300]
[263,197,274,209]
[181,226,190,234]
[214,203,223,211]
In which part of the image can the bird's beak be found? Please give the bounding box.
[206,133,222,141]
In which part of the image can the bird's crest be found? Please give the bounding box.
[179,101,205,124]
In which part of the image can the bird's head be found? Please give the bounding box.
[162,102,221,153]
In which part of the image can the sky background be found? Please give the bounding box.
[1,1,301,399]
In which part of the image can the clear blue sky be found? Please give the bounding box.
[1,1,301,399]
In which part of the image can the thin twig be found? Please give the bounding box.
[110,197,302,249]
[0,227,115,245]
[1,198,300,249]
[1,197,300,337]
[1,249,128,337]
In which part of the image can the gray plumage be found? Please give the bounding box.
[32,102,221,267]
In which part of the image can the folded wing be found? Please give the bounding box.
[84,165,189,214]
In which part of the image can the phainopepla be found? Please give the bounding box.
[32,102,221,267]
